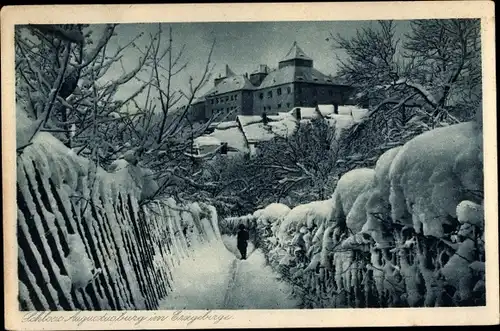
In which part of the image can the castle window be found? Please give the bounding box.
[329,89,333,96]
[278,103,281,109]
[267,91,272,98]
[259,93,264,100]
[226,96,229,102]
[277,88,282,96]
[211,99,214,104]
[287,102,290,108]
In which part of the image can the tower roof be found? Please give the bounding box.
[280,41,312,62]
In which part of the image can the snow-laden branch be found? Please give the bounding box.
[80,24,116,70]
[28,24,85,44]
[42,41,72,124]
[394,78,438,108]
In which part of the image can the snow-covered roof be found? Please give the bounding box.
[288,107,320,120]
[194,136,221,147]
[317,104,335,117]
[205,74,256,95]
[351,108,370,123]
[209,121,239,130]
[337,106,354,115]
[326,114,355,131]
[267,113,297,138]
[210,127,248,152]
[196,104,369,156]
[259,66,345,89]
[241,122,276,144]
[237,115,263,127]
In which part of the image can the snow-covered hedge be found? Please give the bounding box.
[17,132,220,310]
[253,121,485,308]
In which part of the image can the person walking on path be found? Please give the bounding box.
[237,224,249,260]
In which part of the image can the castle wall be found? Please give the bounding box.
[190,83,353,122]
[293,83,347,108]
[241,91,255,116]
[252,83,295,115]
[204,90,245,121]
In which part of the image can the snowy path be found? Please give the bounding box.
[158,237,299,310]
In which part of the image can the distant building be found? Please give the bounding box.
[189,42,354,122]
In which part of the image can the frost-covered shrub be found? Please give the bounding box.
[331,168,375,226]
[389,121,483,238]
[362,147,402,247]
[253,121,484,309]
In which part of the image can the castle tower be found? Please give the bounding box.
[278,41,313,69]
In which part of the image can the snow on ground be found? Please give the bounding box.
[158,240,235,310]
[225,250,300,309]
[158,236,299,310]
[221,235,256,260]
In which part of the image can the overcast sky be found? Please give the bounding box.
[97,20,412,107]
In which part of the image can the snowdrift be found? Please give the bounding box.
[16,131,220,310]
[252,121,485,308]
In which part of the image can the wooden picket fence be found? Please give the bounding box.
[16,134,219,311]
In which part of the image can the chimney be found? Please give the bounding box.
[249,64,269,86]
[220,142,228,155]
[262,112,269,125]
[295,107,302,120]
[214,72,224,86]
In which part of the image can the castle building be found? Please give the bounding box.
[189,42,354,122]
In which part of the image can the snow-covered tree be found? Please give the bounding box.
[250,118,342,205]
[16,23,220,205]
[334,19,480,125]
[331,19,481,167]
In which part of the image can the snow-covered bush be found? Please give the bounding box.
[389,121,482,238]
[253,121,485,308]
[331,168,375,226]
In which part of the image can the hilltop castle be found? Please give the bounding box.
[189,42,354,122]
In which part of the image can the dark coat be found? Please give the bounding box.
[237,229,249,247]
